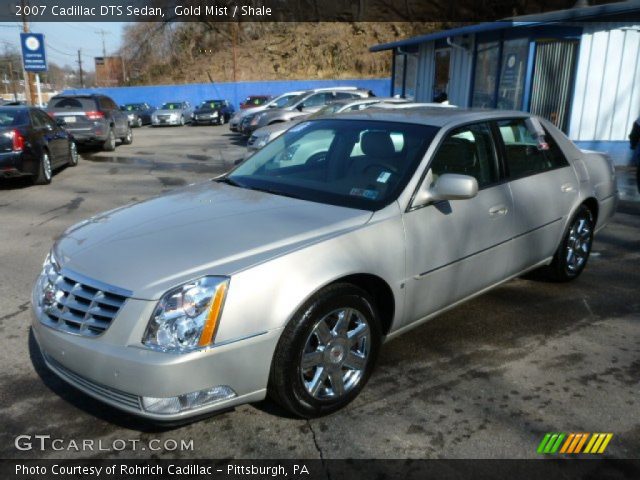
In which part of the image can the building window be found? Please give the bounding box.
[497,38,529,110]
[392,47,419,99]
[433,48,451,102]
[471,41,500,108]
[404,53,418,100]
[393,52,405,97]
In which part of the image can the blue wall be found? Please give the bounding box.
[62,78,391,111]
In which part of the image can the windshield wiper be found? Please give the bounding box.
[216,176,244,188]
[245,185,303,200]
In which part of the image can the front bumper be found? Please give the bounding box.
[31,293,280,421]
[152,117,182,126]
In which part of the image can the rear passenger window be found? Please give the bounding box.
[497,119,567,178]
[429,122,499,189]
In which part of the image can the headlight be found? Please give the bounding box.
[127,113,135,120]
[143,276,229,352]
[250,114,263,126]
[211,111,219,118]
[36,252,62,310]
[255,135,270,149]
[190,112,195,119]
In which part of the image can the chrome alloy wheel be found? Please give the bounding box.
[43,152,52,180]
[300,308,370,400]
[565,213,592,273]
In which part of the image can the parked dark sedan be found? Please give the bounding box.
[121,103,154,127]
[0,106,78,185]
[191,99,235,126]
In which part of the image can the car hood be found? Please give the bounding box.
[253,121,298,138]
[54,181,372,300]
[236,105,268,119]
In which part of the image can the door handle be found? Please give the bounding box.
[489,205,508,217]
[561,183,576,193]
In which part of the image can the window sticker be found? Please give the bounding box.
[377,171,391,183]
[349,188,379,200]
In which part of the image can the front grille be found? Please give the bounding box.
[157,114,171,120]
[44,353,141,411]
[40,272,129,337]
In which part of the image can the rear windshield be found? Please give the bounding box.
[49,97,96,110]
[0,109,28,126]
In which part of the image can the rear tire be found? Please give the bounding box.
[268,283,381,418]
[33,151,52,185]
[543,205,595,282]
[103,128,116,151]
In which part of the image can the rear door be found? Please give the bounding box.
[403,121,515,325]
[495,117,578,275]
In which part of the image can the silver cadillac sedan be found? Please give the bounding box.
[31,108,617,421]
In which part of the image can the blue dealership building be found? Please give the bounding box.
[370,1,640,165]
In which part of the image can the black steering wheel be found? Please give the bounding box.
[362,162,398,175]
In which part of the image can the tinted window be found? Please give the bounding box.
[32,109,55,129]
[497,119,562,178]
[49,97,96,110]
[541,127,570,169]
[0,109,28,126]
[228,119,438,210]
[303,93,328,108]
[429,122,499,189]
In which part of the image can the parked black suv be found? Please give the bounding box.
[47,94,132,151]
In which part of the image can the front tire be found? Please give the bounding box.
[33,150,52,185]
[545,205,595,281]
[179,115,185,126]
[269,283,381,418]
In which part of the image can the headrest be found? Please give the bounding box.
[361,131,396,158]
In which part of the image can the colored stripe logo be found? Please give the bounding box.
[537,433,613,454]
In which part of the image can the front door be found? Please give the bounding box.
[403,121,515,325]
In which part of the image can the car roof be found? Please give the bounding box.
[322,106,531,127]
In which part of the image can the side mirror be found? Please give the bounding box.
[296,103,304,112]
[267,104,276,108]
[413,172,478,206]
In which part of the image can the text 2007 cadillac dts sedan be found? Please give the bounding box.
[31,108,618,421]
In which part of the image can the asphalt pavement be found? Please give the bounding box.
[0,125,638,459]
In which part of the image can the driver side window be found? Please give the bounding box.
[429,122,499,189]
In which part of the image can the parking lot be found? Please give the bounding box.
[0,125,639,459]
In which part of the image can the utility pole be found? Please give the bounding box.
[95,29,111,85]
[231,22,238,82]
[77,49,84,88]
[20,0,36,105]
[8,61,18,101]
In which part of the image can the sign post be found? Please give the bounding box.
[20,32,47,106]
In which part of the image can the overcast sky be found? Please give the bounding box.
[0,22,126,71]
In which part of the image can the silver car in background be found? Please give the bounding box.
[151,101,193,126]
[229,91,305,132]
[246,97,408,155]
[31,108,617,422]
[241,87,371,136]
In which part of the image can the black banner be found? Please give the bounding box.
[2,0,598,23]
[2,459,640,480]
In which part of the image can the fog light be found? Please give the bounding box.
[140,386,236,414]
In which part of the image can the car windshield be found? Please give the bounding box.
[200,100,223,108]
[224,119,438,211]
[281,93,308,109]
[161,103,183,110]
[122,104,144,111]
[269,93,300,108]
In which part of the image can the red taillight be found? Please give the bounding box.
[11,129,25,152]
[85,111,105,120]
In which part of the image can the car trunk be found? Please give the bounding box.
[48,97,100,130]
